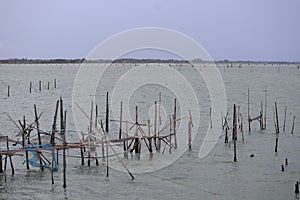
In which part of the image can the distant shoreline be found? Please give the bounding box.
[0,58,299,65]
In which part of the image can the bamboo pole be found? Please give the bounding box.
[248,88,251,132]
[264,88,267,130]
[275,136,278,152]
[34,104,43,171]
[275,102,280,134]
[51,100,59,185]
[62,110,67,188]
[30,82,32,93]
[154,101,158,151]
[0,154,3,173]
[260,101,264,130]
[148,120,152,153]
[291,115,296,134]
[233,104,237,162]
[188,120,192,149]
[48,81,50,90]
[7,136,14,175]
[105,92,109,133]
[39,80,41,91]
[210,107,212,129]
[159,92,162,125]
[169,116,172,154]
[88,101,93,166]
[119,102,123,140]
[173,98,177,149]
[54,79,56,89]
[283,106,287,132]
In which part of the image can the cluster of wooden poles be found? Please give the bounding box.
[6,79,57,97]
[0,92,190,188]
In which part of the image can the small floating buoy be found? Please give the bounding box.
[250,154,254,157]
[285,158,288,166]
[281,164,284,172]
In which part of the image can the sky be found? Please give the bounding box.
[0,0,299,61]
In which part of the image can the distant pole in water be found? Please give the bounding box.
[283,106,287,132]
[7,85,10,97]
[39,80,41,91]
[47,81,50,90]
[264,88,267,130]
[30,82,32,93]
[291,115,296,134]
[210,107,212,129]
[188,120,192,150]
[295,181,299,194]
[54,79,57,89]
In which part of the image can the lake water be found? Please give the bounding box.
[0,63,299,199]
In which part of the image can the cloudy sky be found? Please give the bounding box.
[0,0,299,61]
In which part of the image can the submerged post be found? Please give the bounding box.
[7,86,10,97]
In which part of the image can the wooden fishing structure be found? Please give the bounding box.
[0,94,186,187]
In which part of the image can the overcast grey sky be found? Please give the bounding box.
[0,0,299,61]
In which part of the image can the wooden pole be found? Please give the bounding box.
[7,136,15,175]
[51,100,59,185]
[105,91,109,133]
[169,116,172,154]
[295,181,299,194]
[260,100,264,130]
[173,98,177,149]
[134,106,140,154]
[7,86,10,97]
[248,88,251,132]
[225,126,228,144]
[30,82,32,93]
[291,115,296,134]
[233,104,237,162]
[34,104,43,171]
[22,116,29,170]
[240,114,244,142]
[188,120,192,150]
[54,79,56,89]
[148,120,152,153]
[210,107,212,129]
[159,92,162,125]
[275,136,278,152]
[0,154,3,173]
[48,81,50,90]
[283,106,287,132]
[62,110,67,188]
[275,102,280,134]
[264,88,267,130]
[39,80,41,91]
[119,101,122,140]
[88,101,93,166]
[154,101,158,151]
